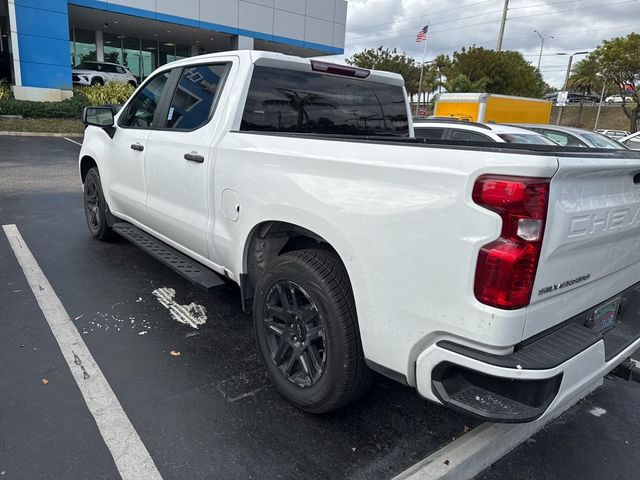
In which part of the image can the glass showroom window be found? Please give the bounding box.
[70,28,96,67]
[103,32,123,65]
[141,38,158,79]
[123,36,142,80]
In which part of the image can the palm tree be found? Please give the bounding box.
[263,89,335,131]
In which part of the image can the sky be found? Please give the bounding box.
[324,0,640,89]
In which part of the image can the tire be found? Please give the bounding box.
[83,168,115,241]
[90,77,104,86]
[253,249,372,413]
[128,80,137,87]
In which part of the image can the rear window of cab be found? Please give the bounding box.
[241,66,409,137]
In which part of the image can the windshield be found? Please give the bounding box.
[498,133,558,145]
[580,132,628,149]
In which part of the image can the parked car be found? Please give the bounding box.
[414,119,558,145]
[605,95,628,104]
[620,131,640,150]
[518,125,628,149]
[543,92,600,104]
[79,50,640,422]
[72,61,138,87]
[596,129,631,140]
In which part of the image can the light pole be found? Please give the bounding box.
[555,51,590,125]
[534,30,553,71]
[496,0,510,52]
[594,73,607,131]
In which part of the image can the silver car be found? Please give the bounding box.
[515,125,628,149]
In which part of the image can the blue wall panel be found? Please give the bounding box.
[15,0,72,90]
[20,62,73,89]
[15,0,69,14]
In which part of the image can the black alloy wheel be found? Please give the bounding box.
[83,168,114,241]
[253,249,372,413]
[262,280,327,388]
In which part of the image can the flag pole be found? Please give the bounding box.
[416,26,429,115]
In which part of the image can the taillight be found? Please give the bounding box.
[472,175,550,309]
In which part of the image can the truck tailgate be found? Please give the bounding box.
[527,150,640,337]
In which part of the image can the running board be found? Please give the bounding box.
[112,222,225,291]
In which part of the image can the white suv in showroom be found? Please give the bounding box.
[72,61,138,87]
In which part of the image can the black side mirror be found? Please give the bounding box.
[83,106,116,138]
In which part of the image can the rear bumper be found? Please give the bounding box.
[416,282,640,422]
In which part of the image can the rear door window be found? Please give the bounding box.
[450,129,493,142]
[241,66,409,136]
[165,64,228,130]
[414,127,445,139]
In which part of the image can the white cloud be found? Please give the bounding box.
[324,0,640,89]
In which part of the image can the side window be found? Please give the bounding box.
[166,64,228,130]
[414,127,445,139]
[625,138,640,150]
[121,71,171,128]
[102,64,117,73]
[544,131,569,146]
[116,66,126,74]
[450,129,492,142]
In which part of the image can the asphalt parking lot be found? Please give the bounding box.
[1,135,640,480]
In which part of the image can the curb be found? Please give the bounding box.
[0,131,83,137]
[393,380,601,480]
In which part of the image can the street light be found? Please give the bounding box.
[555,51,590,125]
[534,30,553,71]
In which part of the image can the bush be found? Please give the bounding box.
[76,81,135,106]
[0,79,12,101]
[0,94,89,118]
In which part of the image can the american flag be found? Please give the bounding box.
[416,25,429,43]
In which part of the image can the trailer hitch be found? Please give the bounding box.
[611,358,640,383]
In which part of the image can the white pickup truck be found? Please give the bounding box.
[79,51,640,422]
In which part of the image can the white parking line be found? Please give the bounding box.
[3,224,163,480]
[63,137,83,146]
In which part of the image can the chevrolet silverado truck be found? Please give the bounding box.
[78,51,640,421]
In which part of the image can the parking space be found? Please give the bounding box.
[0,136,477,479]
[3,135,640,480]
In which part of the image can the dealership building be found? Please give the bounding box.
[0,0,347,100]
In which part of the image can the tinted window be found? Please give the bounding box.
[241,66,409,136]
[78,62,99,71]
[498,133,557,145]
[625,137,640,150]
[101,64,118,73]
[116,66,126,74]
[414,127,445,139]
[166,64,227,130]
[121,71,170,128]
[540,130,587,147]
[450,130,492,142]
[580,132,627,149]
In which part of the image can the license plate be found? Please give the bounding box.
[588,297,621,333]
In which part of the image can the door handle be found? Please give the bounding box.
[184,152,204,163]
[130,143,144,152]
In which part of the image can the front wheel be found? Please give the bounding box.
[253,249,372,413]
[83,168,115,241]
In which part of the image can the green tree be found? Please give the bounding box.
[438,46,547,98]
[346,47,421,98]
[589,33,640,132]
[569,56,604,96]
